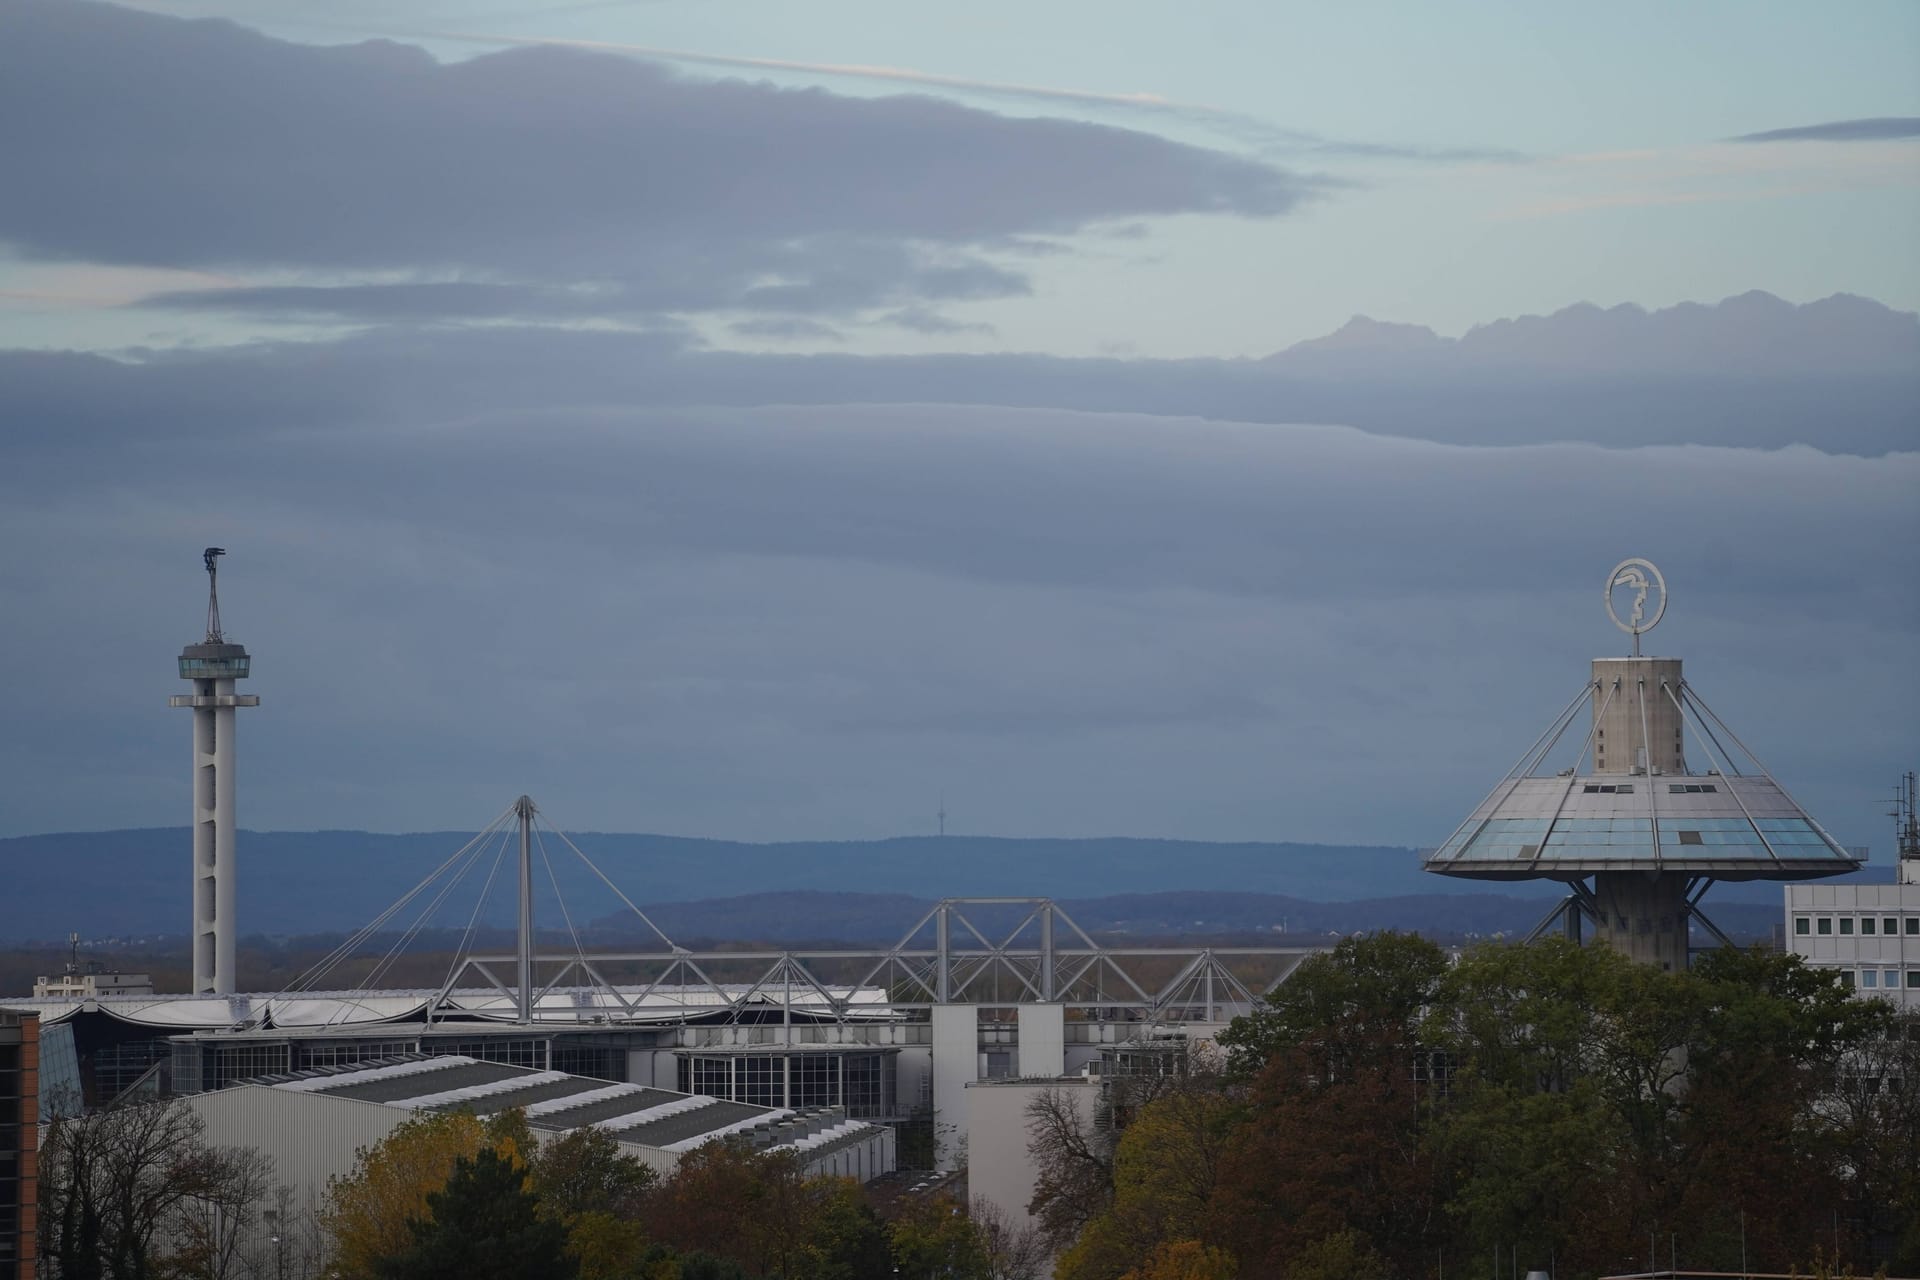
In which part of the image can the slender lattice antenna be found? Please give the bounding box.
[202,547,227,642]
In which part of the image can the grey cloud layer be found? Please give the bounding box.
[6,291,1915,457]
[1,399,1914,847]
[0,0,1310,319]
[1730,116,1920,143]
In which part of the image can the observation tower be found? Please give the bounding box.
[1424,558,1861,969]
[168,549,260,994]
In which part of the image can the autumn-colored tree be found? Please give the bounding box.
[646,1141,891,1279]
[561,1212,654,1280]
[1115,1240,1235,1280]
[1276,1230,1387,1280]
[1205,1032,1437,1279]
[321,1110,524,1278]
[888,1192,991,1280]
[1053,1085,1240,1280]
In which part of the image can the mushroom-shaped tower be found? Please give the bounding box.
[1424,559,1861,970]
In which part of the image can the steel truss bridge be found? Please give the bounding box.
[289,798,1318,1029]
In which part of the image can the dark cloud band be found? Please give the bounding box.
[1728,116,1920,143]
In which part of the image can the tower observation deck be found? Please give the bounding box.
[1424,559,1861,969]
[168,549,260,994]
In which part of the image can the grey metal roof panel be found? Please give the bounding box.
[317,1060,529,1102]
[608,1100,772,1147]
[526,1088,691,1131]
[429,1076,609,1115]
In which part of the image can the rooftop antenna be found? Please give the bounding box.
[1894,771,1919,885]
[64,931,80,977]
[202,546,227,642]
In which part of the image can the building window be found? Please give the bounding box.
[300,1041,416,1070]
[737,1056,780,1107]
[1838,971,1854,990]
[792,1055,838,1109]
[1794,918,1810,936]
[1909,971,1920,990]
[1908,918,1919,936]
[1863,918,1877,935]
[426,1039,545,1069]
[210,1042,292,1090]
[1839,918,1855,935]
[1817,918,1833,935]
[1862,971,1879,988]
[1886,971,1900,989]
[1887,918,1901,935]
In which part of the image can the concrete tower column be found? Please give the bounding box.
[1587,656,1690,969]
[1588,873,1689,971]
[169,550,259,995]
[1591,657,1686,777]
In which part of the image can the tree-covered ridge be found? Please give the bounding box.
[1031,935,1919,1279]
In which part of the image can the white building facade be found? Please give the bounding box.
[1784,882,1920,1008]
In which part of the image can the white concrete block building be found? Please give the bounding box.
[1784,882,1920,1007]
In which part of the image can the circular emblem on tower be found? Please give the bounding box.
[1605,557,1667,640]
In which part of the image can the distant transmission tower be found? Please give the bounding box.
[937,795,947,838]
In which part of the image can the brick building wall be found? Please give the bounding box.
[0,1009,37,1280]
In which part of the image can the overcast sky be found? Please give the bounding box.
[0,0,1915,857]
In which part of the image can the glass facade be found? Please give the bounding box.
[178,655,251,679]
[676,1050,897,1118]
[210,1042,292,1089]
[424,1039,547,1068]
[1439,814,1844,863]
[95,1038,176,1101]
[301,1041,418,1070]
[551,1043,623,1082]
[39,1021,83,1118]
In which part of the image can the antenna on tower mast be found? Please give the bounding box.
[202,547,227,642]
[1893,771,1919,885]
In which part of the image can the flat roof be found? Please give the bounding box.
[228,1053,883,1160]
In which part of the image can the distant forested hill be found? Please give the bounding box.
[0,827,1882,942]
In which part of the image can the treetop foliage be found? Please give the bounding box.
[1039,933,1917,1280]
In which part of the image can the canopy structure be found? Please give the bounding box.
[1425,574,1862,970]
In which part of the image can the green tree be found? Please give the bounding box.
[1217,931,1448,1083]
[375,1146,576,1280]
[532,1126,657,1220]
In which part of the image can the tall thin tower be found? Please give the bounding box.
[168,549,259,995]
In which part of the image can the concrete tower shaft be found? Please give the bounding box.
[1591,657,1686,777]
[1588,872,1689,971]
[168,550,258,995]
